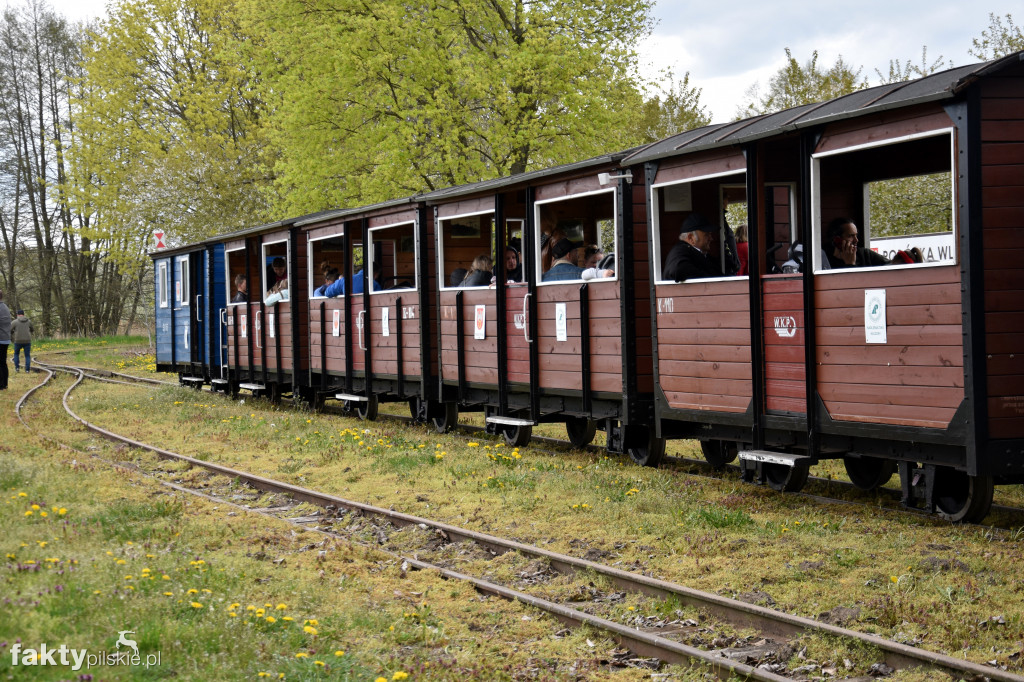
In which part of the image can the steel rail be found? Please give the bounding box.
[51,368,1024,682]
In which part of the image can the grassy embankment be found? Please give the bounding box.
[2,339,1023,681]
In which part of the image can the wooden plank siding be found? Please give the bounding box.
[535,281,625,394]
[762,276,806,414]
[366,292,422,378]
[814,265,963,429]
[630,179,655,394]
[980,71,1024,439]
[439,288,498,386]
[308,300,348,374]
[655,279,752,413]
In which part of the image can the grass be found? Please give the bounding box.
[3,341,1024,680]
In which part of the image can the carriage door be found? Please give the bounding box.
[760,184,806,418]
[190,251,204,366]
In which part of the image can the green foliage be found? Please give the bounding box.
[875,46,950,84]
[867,172,952,238]
[68,0,272,263]
[241,0,656,215]
[970,13,1024,60]
[635,70,711,143]
[739,48,867,118]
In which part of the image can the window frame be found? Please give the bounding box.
[225,246,247,307]
[307,231,347,298]
[650,169,746,284]
[261,239,291,299]
[369,219,418,296]
[437,209,495,292]
[157,261,169,309]
[534,187,618,287]
[810,128,957,274]
[176,255,190,307]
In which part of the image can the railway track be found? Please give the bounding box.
[21,362,1024,681]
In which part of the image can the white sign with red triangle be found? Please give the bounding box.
[154,230,166,249]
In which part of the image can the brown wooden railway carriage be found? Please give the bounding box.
[422,153,661,457]
[220,213,327,402]
[625,52,1024,522]
[298,200,441,419]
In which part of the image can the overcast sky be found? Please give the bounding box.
[29,0,1023,122]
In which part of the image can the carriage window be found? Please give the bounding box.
[438,212,495,289]
[177,257,190,306]
[262,241,289,299]
[652,172,745,282]
[157,261,169,308]
[370,222,417,294]
[309,234,346,297]
[812,130,955,271]
[225,248,248,305]
[536,190,616,285]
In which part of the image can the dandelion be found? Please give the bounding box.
[256,609,266,617]
[295,652,309,659]
[187,589,198,595]
[266,616,277,624]
[314,661,325,667]
[258,673,270,678]
[116,559,126,565]
[31,504,40,511]
[190,602,203,609]
[393,673,409,681]
[229,602,240,610]
[891,576,898,583]
[467,442,479,447]
[24,511,33,517]
[39,511,47,518]
[304,619,318,626]
[275,603,287,610]
[303,626,318,635]
[334,650,345,656]
[163,592,174,597]
[18,492,26,497]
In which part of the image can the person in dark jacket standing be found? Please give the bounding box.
[11,310,33,373]
[663,212,722,282]
[0,291,10,390]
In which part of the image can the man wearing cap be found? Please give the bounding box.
[542,238,585,282]
[663,212,722,282]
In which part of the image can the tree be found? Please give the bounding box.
[969,13,1024,61]
[876,47,949,84]
[68,0,271,255]
[739,48,867,118]
[635,70,711,143]
[242,0,655,214]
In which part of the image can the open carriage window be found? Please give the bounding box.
[308,234,346,297]
[812,130,955,272]
[176,256,190,306]
[535,189,617,285]
[438,212,495,289]
[157,261,169,308]
[225,248,248,305]
[370,222,417,294]
[262,241,290,301]
[651,171,746,283]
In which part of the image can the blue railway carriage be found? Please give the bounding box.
[152,241,226,386]
[627,51,1024,522]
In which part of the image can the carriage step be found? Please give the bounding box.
[239,383,266,391]
[335,393,368,402]
[738,450,810,467]
[485,416,536,427]
[180,376,205,383]
[210,379,228,385]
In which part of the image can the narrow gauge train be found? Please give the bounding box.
[154,52,1024,523]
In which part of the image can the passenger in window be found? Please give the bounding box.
[735,224,749,276]
[499,246,523,283]
[581,245,603,270]
[582,253,615,280]
[231,274,248,303]
[825,218,891,268]
[540,228,566,274]
[663,213,721,281]
[323,259,382,296]
[449,268,467,287]
[267,257,288,294]
[313,268,340,297]
[542,238,585,282]
[460,255,494,287]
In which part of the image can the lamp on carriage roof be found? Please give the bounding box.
[597,170,632,185]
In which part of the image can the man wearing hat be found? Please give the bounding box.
[663,212,722,282]
[542,238,585,282]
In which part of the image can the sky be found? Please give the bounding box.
[26,0,1024,123]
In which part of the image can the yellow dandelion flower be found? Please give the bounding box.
[190,602,203,609]
[187,588,198,595]
[305,619,318,626]
[246,605,256,611]
[303,626,318,635]
[265,616,277,623]
[116,559,126,565]
[24,510,33,516]
[163,592,174,596]
[295,652,309,659]
[275,603,287,610]
[18,492,26,497]
[314,661,325,667]
[39,511,47,517]
[334,650,345,656]
[229,602,240,610]
[393,673,409,681]
[467,442,479,447]
[31,504,40,511]
[282,616,294,622]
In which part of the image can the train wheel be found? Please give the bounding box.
[503,424,532,448]
[356,395,379,421]
[626,430,666,468]
[700,440,737,469]
[432,402,458,434]
[843,456,896,491]
[565,417,597,448]
[934,469,993,523]
[763,461,810,493]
